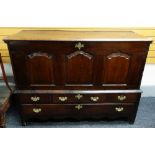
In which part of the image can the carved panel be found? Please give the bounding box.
[27,52,52,59]
[66,51,94,84]
[103,52,130,84]
[67,51,93,59]
[26,52,54,85]
[107,52,130,60]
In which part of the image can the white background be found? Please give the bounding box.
[0,0,155,155]
[0,0,155,27]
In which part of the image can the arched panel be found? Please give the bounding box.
[66,51,94,84]
[26,52,54,85]
[103,52,130,84]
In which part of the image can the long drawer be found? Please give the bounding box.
[21,103,135,120]
[17,92,141,104]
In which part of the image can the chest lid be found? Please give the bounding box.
[3,30,152,42]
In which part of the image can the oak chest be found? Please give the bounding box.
[4,30,152,125]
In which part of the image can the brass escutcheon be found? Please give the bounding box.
[75,42,84,50]
[75,104,83,110]
[75,94,83,100]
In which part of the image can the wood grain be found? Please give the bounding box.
[4,30,151,41]
[0,27,155,63]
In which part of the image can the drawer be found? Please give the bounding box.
[21,103,135,120]
[105,93,141,103]
[53,92,140,104]
[53,94,105,103]
[18,94,51,104]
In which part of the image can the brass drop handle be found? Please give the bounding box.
[33,108,42,113]
[75,94,83,100]
[31,96,40,102]
[59,96,67,102]
[117,95,126,101]
[75,42,84,50]
[90,96,99,102]
[75,104,83,110]
[115,107,124,112]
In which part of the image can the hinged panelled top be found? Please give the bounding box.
[3,30,152,42]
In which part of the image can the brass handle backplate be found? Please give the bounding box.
[115,107,124,112]
[118,95,126,101]
[75,104,83,110]
[90,96,99,102]
[33,108,42,113]
[31,96,40,102]
[75,94,83,100]
[75,42,84,50]
[59,96,68,102]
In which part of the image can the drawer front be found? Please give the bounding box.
[53,94,105,103]
[105,93,141,103]
[21,103,135,120]
[18,94,51,104]
[53,93,140,104]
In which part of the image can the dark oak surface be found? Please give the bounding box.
[7,41,151,90]
[4,30,152,125]
[4,30,152,41]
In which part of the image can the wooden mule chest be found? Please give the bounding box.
[4,30,152,125]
